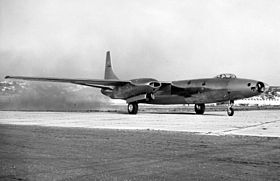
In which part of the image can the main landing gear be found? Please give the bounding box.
[227,100,234,116]
[127,102,138,114]
[194,102,234,116]
[126,93,155,114]
[194,104,205,115]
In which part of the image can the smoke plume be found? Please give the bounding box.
[0,81,110,111]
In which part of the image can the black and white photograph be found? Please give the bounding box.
[0,0,280,180]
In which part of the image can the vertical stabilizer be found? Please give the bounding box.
[104,51,119,80]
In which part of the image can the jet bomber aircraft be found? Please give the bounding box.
[5,51,268,116]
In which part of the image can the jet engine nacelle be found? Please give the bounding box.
[148,81,161,89]
[112,83,159,100]
[256,81,265,93]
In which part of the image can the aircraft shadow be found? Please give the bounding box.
[113,111,226,117]
[144,112,226,116]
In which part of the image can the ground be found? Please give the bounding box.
[0,111,280,180]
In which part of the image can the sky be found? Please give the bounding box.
[0,0,280,85]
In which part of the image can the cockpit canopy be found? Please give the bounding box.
[215,73,237,79]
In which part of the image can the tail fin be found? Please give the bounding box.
[104,51,119,80]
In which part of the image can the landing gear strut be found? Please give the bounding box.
[195,104,205,114]
[227,100,234,116]
[127,102,138,114]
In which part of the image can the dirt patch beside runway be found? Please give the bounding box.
[0,124,279,180]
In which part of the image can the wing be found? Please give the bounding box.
[269,86,280,89]
[5,76,130,89]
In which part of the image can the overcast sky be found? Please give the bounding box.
[0,0,280,85]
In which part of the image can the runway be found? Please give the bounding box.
[0,110,280,137]
[0,110,280,180]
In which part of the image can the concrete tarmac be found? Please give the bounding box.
[0,110,280,137]
[0,110,280,180]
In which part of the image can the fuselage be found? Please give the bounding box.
[102,75,267,105]
[150,77,265,104]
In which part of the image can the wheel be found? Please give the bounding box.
[227,107,234,116]
[194,104,205,114]
[127,102,138,114]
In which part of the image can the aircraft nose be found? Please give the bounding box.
[255,81,266,93]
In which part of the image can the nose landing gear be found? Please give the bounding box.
[195,104,205,114]
[227,100,234,116]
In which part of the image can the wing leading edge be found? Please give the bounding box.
[5,76,130,89]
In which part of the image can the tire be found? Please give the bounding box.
[227,107,234,116]
[194,104,205,114]
[127,103,138,114]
